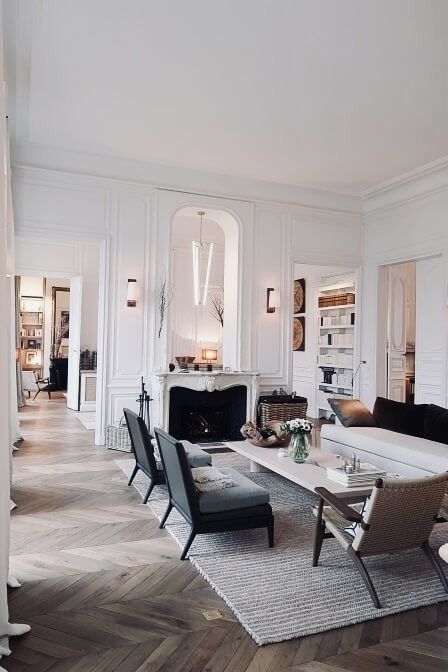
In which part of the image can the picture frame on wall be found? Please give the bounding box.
[293,316,305,351]
[294,278,306,314]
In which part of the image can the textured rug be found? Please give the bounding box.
[116,453,448,645]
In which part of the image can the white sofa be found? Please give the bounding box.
[321,424,448,478]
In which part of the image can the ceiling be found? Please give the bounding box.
[7,0,448,195]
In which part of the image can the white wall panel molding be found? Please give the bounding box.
[151,189,255,374]
[12,144,362,216]
[362,156,448,215]
[255,207,291,387]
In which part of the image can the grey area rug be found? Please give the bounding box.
[116,453,448,645]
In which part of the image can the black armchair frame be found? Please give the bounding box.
[155,427,274,560]
[124,408,165,504]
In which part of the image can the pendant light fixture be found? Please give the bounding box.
[192,210,214,306]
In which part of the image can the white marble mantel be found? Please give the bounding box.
[150,371,260,433]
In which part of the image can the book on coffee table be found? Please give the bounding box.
[327,463,386,488]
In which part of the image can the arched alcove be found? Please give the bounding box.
[170,206,239,370]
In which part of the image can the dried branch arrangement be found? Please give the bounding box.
[210,292,224,327]
[158,275,173,338]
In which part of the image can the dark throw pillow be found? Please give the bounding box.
[424,404,448,445]
[328,399,377,428]
[373,397,427,438]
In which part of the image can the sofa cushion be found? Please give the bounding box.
[181,440,212,468]
[198,467,269,513]
[373,397,427,438]
[321,424,448,474]
[424,404,448,445]
[328,398,377,428]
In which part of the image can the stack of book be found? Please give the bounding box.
[327,463,386,488]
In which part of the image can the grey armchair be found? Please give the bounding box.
[124,409,212,504]
[155,428,274,560]
[313,472,448,608]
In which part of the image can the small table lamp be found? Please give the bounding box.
[202,348,218,371]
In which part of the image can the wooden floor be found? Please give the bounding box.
[6,399,448,671]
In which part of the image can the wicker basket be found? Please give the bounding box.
[258,400,308,425]
[106,419,132,452]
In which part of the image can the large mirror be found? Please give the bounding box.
[51,287,70,358]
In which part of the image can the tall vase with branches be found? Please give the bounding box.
[158,274,173,339]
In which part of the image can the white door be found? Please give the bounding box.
[66,275,82,410]
[415,256,445,405]
[387,265,407,402]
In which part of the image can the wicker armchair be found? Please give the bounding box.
[313,472,448,608]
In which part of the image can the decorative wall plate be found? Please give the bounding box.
[293,316,305,351]
[294,278,305,314]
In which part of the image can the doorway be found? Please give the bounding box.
[16,271,99,423]
[377,255,445,405]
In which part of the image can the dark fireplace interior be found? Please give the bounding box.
[169,385,247,443]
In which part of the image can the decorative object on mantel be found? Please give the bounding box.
[169,362,175,372]
[175,356,195,372]
[240,420,289,448]
[280,418,314,463]
[202,348,218,371]
[157,273,173,338]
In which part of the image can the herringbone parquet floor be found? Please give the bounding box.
[6,399,448,671]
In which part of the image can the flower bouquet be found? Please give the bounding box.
[280,418,313,462]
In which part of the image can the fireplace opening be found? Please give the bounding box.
[169,385,247,443]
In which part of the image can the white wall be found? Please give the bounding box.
[361,172,448,409]
[12,163,363,439]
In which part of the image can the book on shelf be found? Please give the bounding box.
[327,463,386,488]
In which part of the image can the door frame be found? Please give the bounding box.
[376,252,447,405]
[14,237,109,445]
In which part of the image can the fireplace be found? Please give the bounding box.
[169,385,247,443]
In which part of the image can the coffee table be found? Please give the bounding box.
[226,440,372,503]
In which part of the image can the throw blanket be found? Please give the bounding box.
[192,466,233,492]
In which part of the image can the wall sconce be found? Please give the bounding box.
[202,348,218,371]
[266,288,281,313]
[127,279,138,307]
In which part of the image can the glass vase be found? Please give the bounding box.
[289,433,310,463]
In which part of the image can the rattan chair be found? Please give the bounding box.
[313,472,448,608]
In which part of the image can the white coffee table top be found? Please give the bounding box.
[226,440,372,500]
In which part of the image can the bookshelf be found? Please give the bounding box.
[317,278,357,419]
[20,295,44,372]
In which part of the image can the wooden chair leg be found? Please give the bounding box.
[128,464,139,486]
[180,529,196,560]
[347,546,381,609]
[143,481,155,504]
[33,389,41,401]
[267,521,274,548]
[313,498,325,567]
[159,502,173,529]
[422,541,448,593]
[47,389,51,399]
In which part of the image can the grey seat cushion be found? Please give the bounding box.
[156,441,211,471]
[181,440,212,468]
[198,467,270,513]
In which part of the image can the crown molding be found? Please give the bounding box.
[11,142,363,216]
[362,155,448,215]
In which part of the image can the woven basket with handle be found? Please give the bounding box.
[259,400,308,426]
